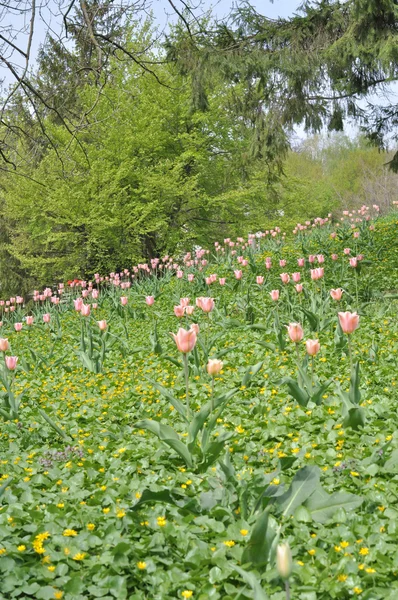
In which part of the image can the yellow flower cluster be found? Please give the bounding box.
[33,531,50,554]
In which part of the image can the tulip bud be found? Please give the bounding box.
[276,543,292,579]
[0,338,9,352]
[170,328,197,353]
[270,290,280,301]
[330,288,343,301]
[5,356,18,370]
[287,323,304,343]
[174,305,185,318]
[207,359,223,376]
[306,339,320,356]
[97,320,107,331]
[338,311,360,334]
[145,296,155,306]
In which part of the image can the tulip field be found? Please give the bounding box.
[1,206,398,600]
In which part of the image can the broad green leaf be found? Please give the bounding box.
[241,508,276,567]
[0,477,12,499]
[147,380,188,421]
[38,408,71,441]
[131,488,199,514]
[234,566,269,600]
[242,361,263,387]
[311,379,333,405]
[343,407,366,430]
[281,377,310,407]
[276,466,320,517]
[134,419,193,466]
[305,487,363,523]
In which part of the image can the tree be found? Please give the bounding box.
[166,0,398,169]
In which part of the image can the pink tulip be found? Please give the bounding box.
[330,232,337,239]
[26,316,34,326]
[297,258,305,267]
[343,248,351,255]
[207,359,223,376]
[176,270,183,279]
[200,297,215,313]
[279,259,287,267]
[179,298,190,307]
[190,323,199,335]
[306,339,320,356]
[308,255,315,263]
[98,320,107,331]
[317,254,324,264]
[205,277,212,285]
[14,323,23,332]
[330,288,343,301]
[43,313,51,323]
[187,274,195,282]
[120,296,128,306]
[174,305,185,318]
[353,231,360,239]
[311,268,324,281]
[145,296,155,306]
[295,284,303,293]
[234,270,243,280]
[241,259,249,267]
[292,272,301,283]
[338,311,360,334]
[170,328,197,353]
[349,257,358,268]
[5,356,18,370]
[280,273,290,284]
[74,298,83,311]
[80,305,90,317]
[219,278,226,286]
[92,289,99,299]
[0,338,9,352]
[270,290,280,301]
[287,323,304,343]
[256,276,264,285]
[185,305,195,315]
[331,254,338,261]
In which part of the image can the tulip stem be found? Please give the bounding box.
[285,580,291,600]
[347,334,353,371]
[311,356,314,391]
[183,353,190,418]
[295,343,301,387]
[211,377,215,412]
[355,270,359,310]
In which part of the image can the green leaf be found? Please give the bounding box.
[343,406,366,430]
[134,419,192,467]
[0,477,12,499]
[242,361,263,387]
[305,487,363,523]
[241,508,276,567]
[147,379,188,421]
[281,377,310,407]
[276,466,320,518]
[349,361,361,405]
[38,408,71,441]
[311,379,333,405]
[234,565,269,600]
[300,307,319,331]
[131,488,200,514]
